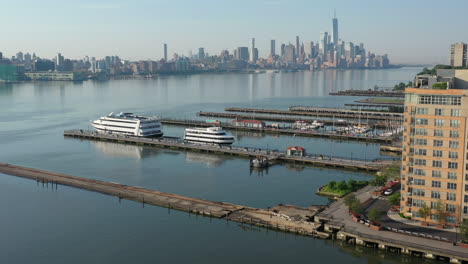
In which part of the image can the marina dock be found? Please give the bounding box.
[196,111,390,128]
[329,90,404,97]
[162,119,394,143]
[64,130,393,171]
[224,107,403,121]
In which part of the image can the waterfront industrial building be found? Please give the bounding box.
[401,69,468,225]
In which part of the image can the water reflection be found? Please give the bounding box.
[184,152,227,168]
[0,83,13,95]
[92,141,169,159]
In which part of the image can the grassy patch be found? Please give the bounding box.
[317,180,369,198]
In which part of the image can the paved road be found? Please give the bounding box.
[365,198,458,241]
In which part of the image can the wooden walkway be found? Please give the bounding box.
[224,107,403,121]
[161,119,394,143]
[64,130,393,171]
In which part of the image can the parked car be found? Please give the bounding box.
[384,188,394,195]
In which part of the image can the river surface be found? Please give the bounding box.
[0,68,435,264]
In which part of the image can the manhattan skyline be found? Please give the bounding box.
[2,0,468,64]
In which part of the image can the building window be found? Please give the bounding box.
[432,160,442,168]
[434,129,444,137]
[450,130,459,138]
[465,195,468,203]
[414,169,425,176]
[448,151,458,159]
[412,199,425,207]
[433,150,443,158]
[415,139,427,146]
[448,172,457,179]
[449,141,459,149]
[433,140,443,147]
[432,170,441,178]
[415,128,427,136]
[447,204,456,213]
[416,149,427,156]
[447,193,456,201]
[413,189,425,197]
[451,109,460,117]
[435,119,444,127]
[431,191,441,199]
[447,216,456,223]
[450,120,460,128]
[464,206,468,214]
[414,179,426,186]
[435,109,444,116]
[448,162,458,169]
[418,95,461,105]
[415,159,426,166]
[448,182,457,190]
[416,108,428,115]
[431,202,438,210]
[432,181,441,188]
[466,185,468,191]
[416,118,429,125]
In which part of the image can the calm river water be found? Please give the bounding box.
[1,68,437,264]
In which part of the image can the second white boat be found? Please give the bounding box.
[184,127,235,145]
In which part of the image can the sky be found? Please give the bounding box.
[1,0,468,64]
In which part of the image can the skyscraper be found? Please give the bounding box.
[319,32,328,56]
[237,47,249,61]
[198,48,205,59]
[16,51,24,62]
[270,39,276,57]
[295,36,300,56]
[450,43,467,67]
[283,44,296,64]
[55,53,64,71]
[163,43,168,61]
[332,10,339,45]
[249,38,255,62]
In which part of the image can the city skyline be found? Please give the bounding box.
[1,0,468,64]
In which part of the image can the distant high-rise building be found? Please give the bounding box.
[295,36,300,56]
[270,39,276,56]
[345,42,355,59]
[283,44,296,64]
[280,44,286,57]
[16,52,24,63]
[305,41,313,58]
[237,47,249,61]
[163,43,168,61]
[319,32,328,56]
[249,38,255,62]
[198,48,205,59]
[450,43,467,67]
[55,53,64,71]
[332,11,339,44]
[0,52,3,60]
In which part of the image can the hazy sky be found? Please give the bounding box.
[1,0,467,64]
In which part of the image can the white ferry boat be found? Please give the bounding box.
[184,127,235,145]
[91,112,163,137]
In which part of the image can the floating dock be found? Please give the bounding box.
[64,130,393,171]
[224,107,402,121]
[161,119,393,143]
[329,90,404,97]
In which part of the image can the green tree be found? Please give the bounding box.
[435,200,448,226]
[328,181,336,190]
[460,219,468,242]
[344,194,358,208]
[348,180,357,190]
[350,201,364,215]
[368,208,382,224]
[370,174,387,187]
[388,192,401,206]
[418,204,431,224]
[336,180,348,191]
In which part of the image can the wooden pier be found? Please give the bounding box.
[329,90,404,97]
[64,130,393,171]
[0,162,324,236]
[161,119,393,143]
[224,107,402,121]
